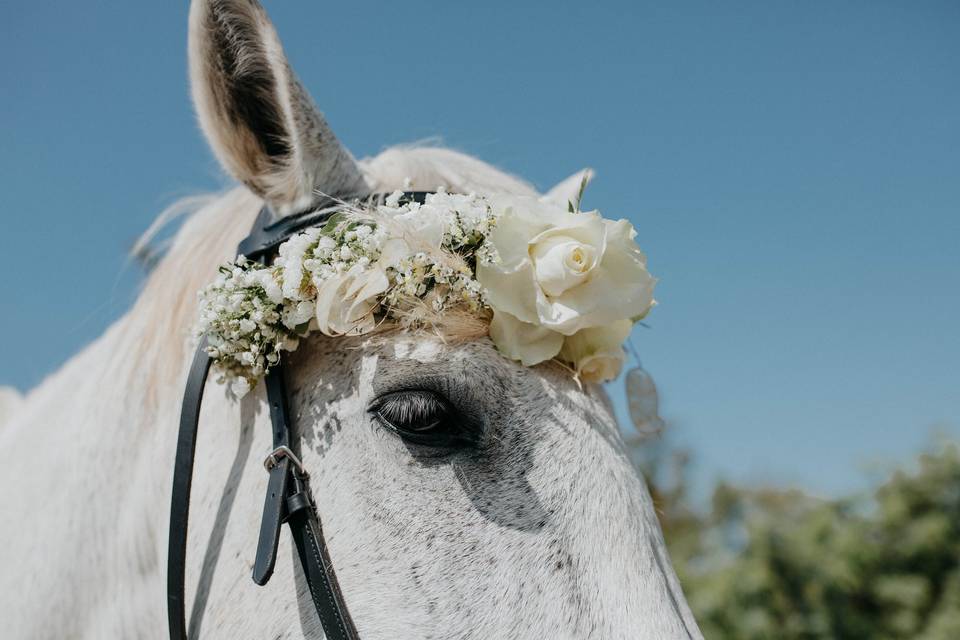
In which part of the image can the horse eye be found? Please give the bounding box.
[369,390,477,448]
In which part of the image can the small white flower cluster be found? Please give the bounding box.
[197,191,496,392]
[196,260,300,396]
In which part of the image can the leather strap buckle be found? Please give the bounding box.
[263,445,308,478]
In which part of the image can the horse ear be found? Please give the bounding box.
[188,0,368,215]
[542,168,595,209]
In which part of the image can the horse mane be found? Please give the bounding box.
[126,145,538,400]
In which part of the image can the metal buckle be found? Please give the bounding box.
[263,445,309,478]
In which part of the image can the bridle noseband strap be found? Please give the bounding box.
[166,194,433,639]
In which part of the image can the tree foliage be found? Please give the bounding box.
[631,435,960,639]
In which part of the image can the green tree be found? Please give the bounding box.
[632,436,960,639]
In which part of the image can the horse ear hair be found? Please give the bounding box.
[188,0,368,215]
[541,168,596,209]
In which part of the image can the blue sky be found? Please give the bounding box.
[2,1,958,498]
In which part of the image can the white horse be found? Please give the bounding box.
[0,1,702,638]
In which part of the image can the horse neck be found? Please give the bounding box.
[0,312,190,636]
[0,190,266,637]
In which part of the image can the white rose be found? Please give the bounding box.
[393,203,445,248]
[477,197,655,366]
[313,238,408,336]
[313,263,388,335]
[558,320,633,383]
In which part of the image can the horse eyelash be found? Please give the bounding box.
[377,393,446,425]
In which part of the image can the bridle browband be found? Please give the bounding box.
[168,192,434,640]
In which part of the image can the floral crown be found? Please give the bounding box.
[197,189,656,396]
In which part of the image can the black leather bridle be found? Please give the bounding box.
[168,192,433,640]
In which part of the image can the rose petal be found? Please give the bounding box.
[489,311,564,366]
[476,259,542,324]
[313,275,344,336]
[559,319,633,362]
[483,206,546,266]
[378,237,410,268]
